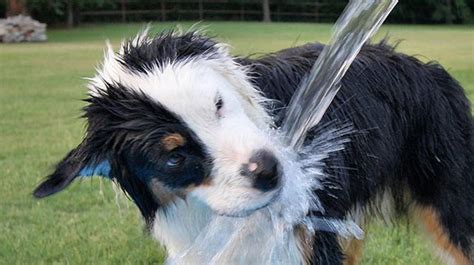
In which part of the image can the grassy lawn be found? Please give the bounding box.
[0,22,472,264]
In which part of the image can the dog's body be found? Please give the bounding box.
[34,31,473,264]
[243,42,474,264]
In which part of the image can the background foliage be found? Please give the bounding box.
[1,0,473,25]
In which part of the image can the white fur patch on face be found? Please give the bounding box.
[88,37,279,215]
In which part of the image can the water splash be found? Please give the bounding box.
[310,217,364,240]
[167,127,351,264]
[282,0,398,150]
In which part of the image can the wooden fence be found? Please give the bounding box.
[76,0,344,24]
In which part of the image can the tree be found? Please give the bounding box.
[6,0,27,17]
[430,0,471,24]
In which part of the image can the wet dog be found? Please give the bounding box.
[34,30,473,264]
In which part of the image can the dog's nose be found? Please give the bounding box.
[242,149,281,192]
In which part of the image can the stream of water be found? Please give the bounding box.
[282,0,398,150]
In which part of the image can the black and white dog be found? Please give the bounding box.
[33,30,473,264]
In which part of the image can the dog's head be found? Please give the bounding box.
[33,31,283,219]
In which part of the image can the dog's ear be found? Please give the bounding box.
[33,142,111,198]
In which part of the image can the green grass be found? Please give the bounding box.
[0,22,472,264]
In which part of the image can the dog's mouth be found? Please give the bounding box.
[214,188,282,218]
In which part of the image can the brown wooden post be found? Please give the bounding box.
[121,0,127,23]
[276,2,280,22]
[74,5,81,27]
[198,0,203,20]
[446,0,453,24]
[67,0,74,28]
[314,0,320,23]
[262,0,271,22]
[161,0,167,21]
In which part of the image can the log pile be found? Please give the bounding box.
[0,15,47,43]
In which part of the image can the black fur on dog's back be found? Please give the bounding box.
[240,41,474,264]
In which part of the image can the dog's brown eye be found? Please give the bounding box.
[166,153,185,168]
[216,98,223,111]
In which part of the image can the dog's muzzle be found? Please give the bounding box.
[241,149,281,192]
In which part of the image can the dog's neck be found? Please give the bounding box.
[151,196,211,259]
[151,195,307,264]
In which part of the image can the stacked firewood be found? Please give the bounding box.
[0,15,47,43]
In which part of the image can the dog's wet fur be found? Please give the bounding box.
[33,30,473,264]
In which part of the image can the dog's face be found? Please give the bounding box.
[33,31,282,218]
